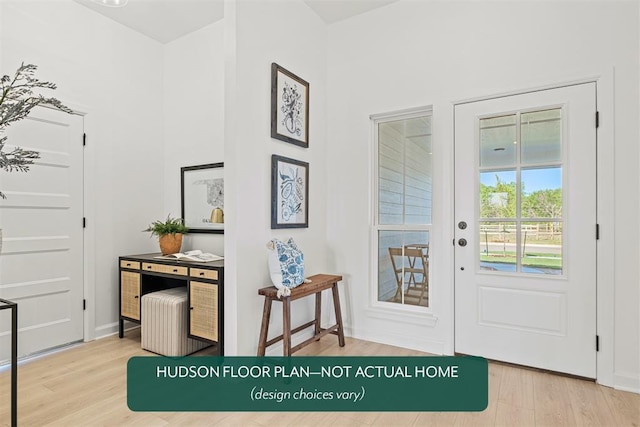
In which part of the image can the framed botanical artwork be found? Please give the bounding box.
[181,163,224,234]
[271,63,309,148]
[271,155,309,229]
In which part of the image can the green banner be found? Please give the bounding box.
[127,356,487,412]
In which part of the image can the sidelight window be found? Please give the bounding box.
[372,108,432,308]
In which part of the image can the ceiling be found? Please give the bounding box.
[74,0,398,44]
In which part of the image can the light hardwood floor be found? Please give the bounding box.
[0,329,638,426]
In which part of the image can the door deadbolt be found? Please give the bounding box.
[458,221,467,230]
[458,238,467,247]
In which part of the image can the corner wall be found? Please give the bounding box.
[326,0,639,389]
[163,21,226,256]
[224,0,328,355]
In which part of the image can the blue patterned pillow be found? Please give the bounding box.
[267,238,305,297]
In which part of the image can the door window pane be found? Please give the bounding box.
[521,109,561,164]
[480,114,516,167]
[378,230,430,307]
[521,221,563,275]
[478,108,565,276]
[480,170,517,218]
[522,167,562,219]
[479,221,517,272]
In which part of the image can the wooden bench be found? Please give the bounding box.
[257,274,344,356]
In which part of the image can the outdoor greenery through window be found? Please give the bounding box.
[374,110,432,308]
[479,108,563,275]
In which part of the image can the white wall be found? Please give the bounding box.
[224,0,328,355]
[326,0,639,390]
[163,21,225,256]
[0,5,3,76]
[3,0,637,389]
[0,0,165,337]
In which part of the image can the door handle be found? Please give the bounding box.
[458,238,467,247]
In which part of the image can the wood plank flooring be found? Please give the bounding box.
[0,329,638,426]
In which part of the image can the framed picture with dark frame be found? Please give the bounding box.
[181,162,224,234]
[271,155,309,229]
[271,63,309,148]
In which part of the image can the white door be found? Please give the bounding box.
[454,84,597,378]
[0,107,84,363]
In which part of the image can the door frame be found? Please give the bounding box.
[79,105,96,343]
[56,101,95,343]
[451,70,615,386]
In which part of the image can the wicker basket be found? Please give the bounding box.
[158,233,182,255]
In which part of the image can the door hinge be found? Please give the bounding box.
[596,335,600,351]
[83,299,86,311]
[83,133,86,146]
[83,217,86,228]
[596,224,600,240]
[595,111,600,128]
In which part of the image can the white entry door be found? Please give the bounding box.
[454,84,597,378]
[0,107,84,363]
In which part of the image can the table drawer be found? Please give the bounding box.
[120,260,140,270]
[142,263,188,276]
[190,268,218,281]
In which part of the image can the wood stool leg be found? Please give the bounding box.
[282,297,292,356]
[314,291,322,339]
[257,296,273,356]
[331,283,346,347]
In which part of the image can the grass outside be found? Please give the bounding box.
[481,237,562,245]
[481,251,562,269]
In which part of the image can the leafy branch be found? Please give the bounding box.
[0,63,72,198]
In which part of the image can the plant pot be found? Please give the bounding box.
[158,233,183,255]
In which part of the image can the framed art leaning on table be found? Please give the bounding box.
[181,162,224,234]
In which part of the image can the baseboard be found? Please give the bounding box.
[614,372,640,394]
[93,321,138,340]
[345,326,446,355]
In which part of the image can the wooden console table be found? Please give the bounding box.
[257,274,344,356]
[118,253,224,355]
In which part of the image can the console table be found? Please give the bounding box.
[118,253,224,355]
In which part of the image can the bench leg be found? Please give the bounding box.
[331,283,346,347]
[282,297,292,356]
[314,291,322,339]
[257,297,273,356]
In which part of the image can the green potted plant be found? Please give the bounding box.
[144,215,189,255]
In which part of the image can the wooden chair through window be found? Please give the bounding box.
[388,246,429,306]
